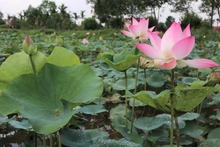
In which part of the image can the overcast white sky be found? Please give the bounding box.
[0,0,217,25]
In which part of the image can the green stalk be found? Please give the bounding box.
[43,135,46,146]
[175,117,180,147]
[170,69,175,147]
[34,133,37,147]
[131,58,140,133]
[58,131,62,147]
[144,68,147,90]
[29,54,36,74]
[50,134,53,147]
[124,70,128,128]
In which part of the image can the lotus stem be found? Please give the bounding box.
[170,69,175,147]
[34,133,37,147]
[50,134,53,147]
[43,135,46,146]
[29,54,36,74]
[58,131,62,147]
[144,68,147,90]
[131,58,140,133]
[170,94,174,147]
[124,70,128,129]
[175,117,180,147]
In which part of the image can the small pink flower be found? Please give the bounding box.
[135,22,219,69]
[120,17,158,42]
[82,38,89,44]
[86,32,90,35]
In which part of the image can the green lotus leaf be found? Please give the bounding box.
[146,71,167,88]
[208,128,220,139]
[134,114,186,131]
[134,90,171,112]
[0,63,103,134]
[47,46,80,66]
[0,51,46,89]
[110,105,143,144]
[61,128,109,147]
[134,87,220,113]
[0,47,80,90]
[180,121,203,138]
[100,49,140,71]
[173,87,220,112]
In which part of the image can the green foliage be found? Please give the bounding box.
[108,17,124,29]
[147,16,158,28]
[0,18,5,25]
[165,16,175,28]
[181,12,202,28]
[83,18,99,30]
[157,22,166,32]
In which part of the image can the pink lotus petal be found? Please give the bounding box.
[148,31,161,50]
[148,26,155,32]
[182,59,219,68]
[139,18,149,33]
[128,25,141,37]
[161,22,176,54]
[183,24,191,37]
[172,36,195,60]
[173,22,183,42]
[135,44,162,59]
[132,17,139,25]
[159,59,177,69]
[125,22,131,28]
[120,30,134,37]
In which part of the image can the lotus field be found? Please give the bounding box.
[0,19,220,147]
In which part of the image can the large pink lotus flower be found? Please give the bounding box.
[121,17,157,42]
[135,22,219,69]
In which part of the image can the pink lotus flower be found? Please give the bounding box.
[120,17,157,42]
[82,38,89,44]
[135,22,219,69]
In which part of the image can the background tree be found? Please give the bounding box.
[165,16,175,28]
[169,0,198,13]
[0,11,4,25]
[200,0,220,28]
[180,12,202,28]
[86,0,168,26]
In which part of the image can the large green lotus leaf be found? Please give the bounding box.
[198,139,220,147]
[134,87,220,113]
[0,63,103,134]
[61,128,109,146]
[146,71,167,87]
[47,46,80,66]
[208,128,220,139]
[110,105,143,144]
[173,87,220,112]
[134,114,186,131]
[180,121,203,138]
[61,127,142,147]
[0,51,46,89]
[112,78,136,90]
[134,90,171,112]
[100,49,140,71]
[0,47,80,90]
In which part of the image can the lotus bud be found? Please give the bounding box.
[22,35,37,55]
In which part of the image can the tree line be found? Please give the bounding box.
[0,0,219,30]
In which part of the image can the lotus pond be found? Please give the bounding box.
[0,27,219,147]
